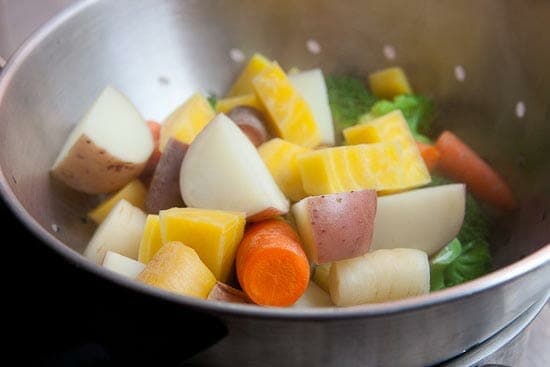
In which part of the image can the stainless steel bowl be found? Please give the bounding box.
[0,0,548,365]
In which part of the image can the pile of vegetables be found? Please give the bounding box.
[51,53,517,308]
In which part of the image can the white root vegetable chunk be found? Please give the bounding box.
[370,184,466,256]
[84,199,147,264]
[289,69,335,146]
[292,189,377,264]
[293,282,333,308]
[329,248,430,306]
[180,113,289,221]
[102,251,145,278]
[51,86,154,194]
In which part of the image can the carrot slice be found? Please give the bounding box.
[236,219,309,306]
[416,142,441,171]
[435,131,517,210]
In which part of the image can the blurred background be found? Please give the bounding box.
[0,1,547,366]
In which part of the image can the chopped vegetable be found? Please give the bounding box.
[369,94,434,143]
[427,175,490,246]
[368,67,413,100]
[416,142,440,171]
[102,251,145,278]
[289,69,335,146]
[216,94,264,114]
[207,282,251,304]
[88,179,147,224]
[138,214,163,263]
[292,190,377,264]
[325,75,378,130]
[253,62,321,148]
[298,142,428,195]
[159,93,215,150]
[430,238,492,291]
[436,131,517,210]
[137,242,217,299]
[236,219,310,306]
[207,94,218,109]
[51,86,154,194]
[140,120,163,182]
[343,110,431,192]
[144,138,188,214]
[227,106,269,147]
[329,248,430,306]
[292,283,333,308]
[84,199,147,264]
[227,53,272,96]
[370,184,465,256]
[180,114,289,220]
[159,207,246,282]
[258,138,311,202]
[312,263,332,293]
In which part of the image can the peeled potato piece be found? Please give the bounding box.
[102,251,145,278]
[84,199,147,264]
[51,86,154,194]
[329,248,430,306]
[292,283,333,308]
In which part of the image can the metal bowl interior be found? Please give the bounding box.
[0,0,549,364]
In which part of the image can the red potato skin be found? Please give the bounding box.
[51,134,146,194]
[207,282,251,304]
[145,138,188,214]
[306,190,377,264]
[227,106,269,147]
[140,121,163,184]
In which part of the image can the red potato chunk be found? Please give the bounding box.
[145,138,188,214]
[292,190,377,264]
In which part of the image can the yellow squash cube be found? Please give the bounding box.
[88,180,147,224]
[137,242,216,299]
[253,62,321,148]
[369,67,413,100]
[138,215,163,263]
[258,138,310,202]
[159,93,215,150]
[227,53,272,97]
[344,110,430,192]
[159,208,246,282]
[216,94,265,114]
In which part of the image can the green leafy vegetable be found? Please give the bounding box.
[443,239,492,287]
[430,238,492,291]
[430,238,462,291]
[369,94,434,143]
[325,75,378,129]
[207,95,218,109]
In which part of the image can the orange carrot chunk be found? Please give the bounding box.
[236,219,310,306]
[435,131,517,210]
[416,142,441,171]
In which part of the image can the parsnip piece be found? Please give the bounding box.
[84,199,147,264]
[137,242,216,299]
[329,248,429,306]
